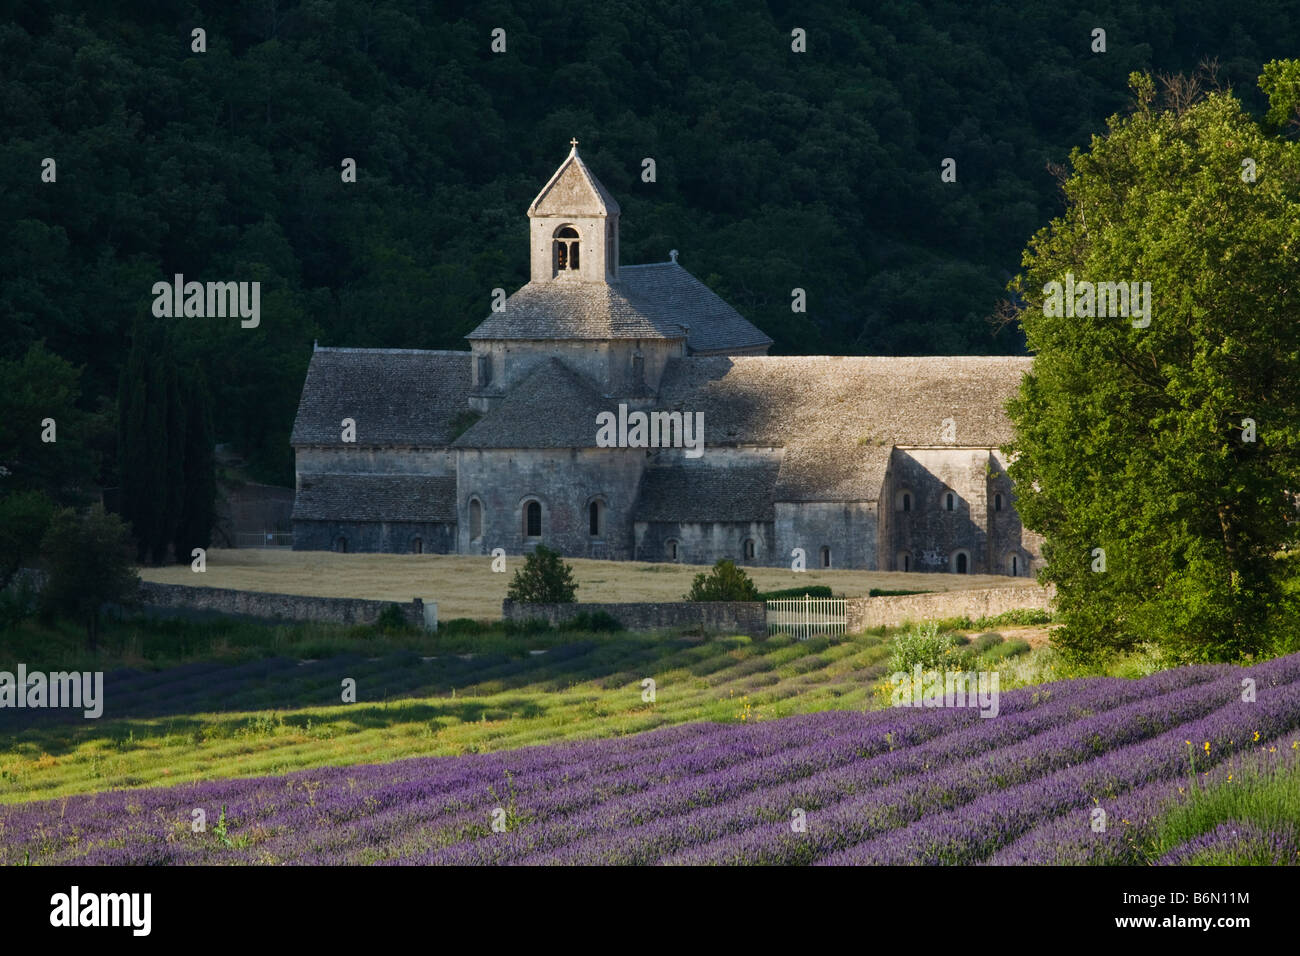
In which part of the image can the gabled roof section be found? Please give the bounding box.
[293,474,458,523]
[290,348,472,447]
[453,358,607,449]
[655,355,1033,447]
[621,262,773,354]
[634,460,779,523]
[775,442,893,502]
[529,145,620,218]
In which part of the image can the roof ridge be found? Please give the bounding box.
[314,347,469,356]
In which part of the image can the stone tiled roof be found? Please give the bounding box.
[634,460,780,523]
[465,263,772,354]
[655,355,1032,448]
[293,474,458,522]
[290,348,472,447]
[621,263,773,354]
[453,358,606,449]
[465,280,687,342]
[775,442,893,502]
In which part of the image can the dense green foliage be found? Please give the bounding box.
[1006,68,1300,664]
[5,1,1300,487]
[686,559,760,601]
[506,544,579,603]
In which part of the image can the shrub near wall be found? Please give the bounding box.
[502,600,766,639]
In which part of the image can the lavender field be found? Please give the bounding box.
[5,653,1300,866]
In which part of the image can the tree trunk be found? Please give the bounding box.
[1216,503,1245,645]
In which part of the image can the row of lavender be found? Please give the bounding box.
[2,654,1298,865]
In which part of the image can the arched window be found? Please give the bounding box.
[743,538,755,561]
[666,539,679,561]
[945,492,955,512]
[411,536,423,555]
[995,493,1003,512]
[588,499,604,537]
[895,489,912,512]
[820,546,831,568]
[1010,554,1019,576]
[334,535,348,553]
[524,499,542,538]
[897,551,911,572]
[553,226,580,274]
[469,498,483,540]
[953,551,969,574]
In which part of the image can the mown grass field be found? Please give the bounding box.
[137,548,1033,620]
[0,613,1058,807]
[0,629,888,804]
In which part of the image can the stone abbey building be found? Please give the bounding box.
[291,145,1043,575]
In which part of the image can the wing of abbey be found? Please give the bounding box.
[290,145,1042,575]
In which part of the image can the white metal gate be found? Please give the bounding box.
[765,595,846,639]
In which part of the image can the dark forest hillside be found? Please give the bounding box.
[2,0,1297,483]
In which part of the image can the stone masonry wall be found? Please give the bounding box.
[138,582,433,629]
[846,585,1054,631]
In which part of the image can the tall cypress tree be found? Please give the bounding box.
[118,321,154,563]
[160,350,186,564]
[174,365,216,562]
[118,320,186,565]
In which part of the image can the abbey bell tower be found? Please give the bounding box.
[527,139,621,284]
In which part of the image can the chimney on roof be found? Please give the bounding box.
[669,249,679,264]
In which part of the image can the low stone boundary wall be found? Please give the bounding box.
[138,582,435,630]
[846,585,1054,631]
[503,600,766,639]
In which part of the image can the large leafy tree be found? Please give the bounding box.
[1006,68,1300,664]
